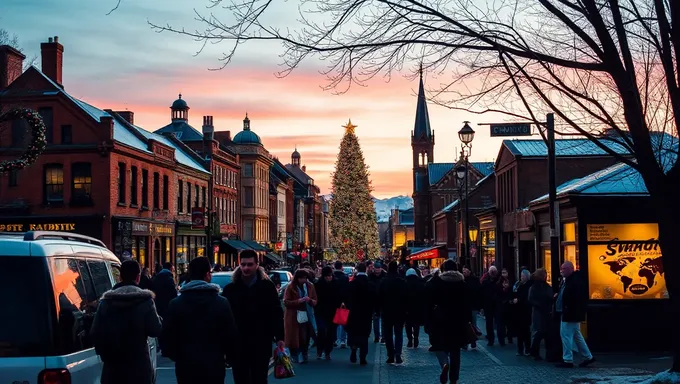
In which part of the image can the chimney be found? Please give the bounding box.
[114,111,134,125]
[302,165,306,172]
[41,36,64,87]
[0,45,25,89]
[202,115,215,141]
[214,130,231,143]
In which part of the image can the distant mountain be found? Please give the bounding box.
[373,195,413,223]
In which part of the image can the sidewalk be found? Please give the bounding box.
[371,316,669,384]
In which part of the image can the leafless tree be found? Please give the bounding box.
[150,0,680,370]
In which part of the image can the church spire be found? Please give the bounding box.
[413,65,432,140]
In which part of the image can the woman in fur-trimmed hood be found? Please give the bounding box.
[425,259,468,384]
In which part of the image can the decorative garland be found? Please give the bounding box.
[0,108,47,174]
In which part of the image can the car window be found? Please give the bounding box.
[88,260,113,298]
[280,272,290,282]
[0,256,54,357]
[51,258,95,354]
[110,263,121,284]
[211,274,232,288]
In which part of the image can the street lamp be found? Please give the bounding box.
[457,121,475,267]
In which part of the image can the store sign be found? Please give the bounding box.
[409,249,440,261]
[587,224,667,300]
[132,221,174,236]
[0,223,76,232]
[275,242,284,251]
[191,208,205,230]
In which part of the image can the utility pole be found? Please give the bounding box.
[547,113,560,289]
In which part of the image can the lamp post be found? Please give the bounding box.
[457,121,475,267]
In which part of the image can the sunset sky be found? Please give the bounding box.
[4,0,515,198]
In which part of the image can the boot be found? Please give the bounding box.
[407,339,413,348]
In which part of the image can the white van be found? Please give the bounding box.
[0,231,157,384]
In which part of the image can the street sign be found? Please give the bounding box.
[490,123,531,137]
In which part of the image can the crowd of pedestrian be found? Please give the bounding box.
[87,250,597,384]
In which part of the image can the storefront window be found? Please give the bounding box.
[198,237,206,257]
[482,248,496,271]
[563,222,576,242]
[138,237,147,267]
[177,236,187,259]
[543,248,552,285]
[165,237,172,263]
[564,245,577,270]
[189,237,197,260]
[132,237,138,260]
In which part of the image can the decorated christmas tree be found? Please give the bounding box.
[329,120,380,262]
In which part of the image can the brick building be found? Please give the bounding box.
[0,37,210,270]
[154,98,240,265]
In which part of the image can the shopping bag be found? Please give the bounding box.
[333,305,350,326]
[273,346,296,379]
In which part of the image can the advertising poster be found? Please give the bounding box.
[587,224,667,300]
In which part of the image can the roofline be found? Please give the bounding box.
[162,132,211,174]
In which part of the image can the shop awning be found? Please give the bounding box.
[244,240,268,252]
[407,245,445,261]
[222,240,252,251]
[265,253,282,263]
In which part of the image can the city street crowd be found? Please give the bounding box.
[88,249,597,384]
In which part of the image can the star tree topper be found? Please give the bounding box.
[343,119,358,134]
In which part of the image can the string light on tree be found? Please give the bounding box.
[329,119,380,263]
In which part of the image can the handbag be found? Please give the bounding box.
[333,305,350,326]
[297,310,309,324]
[273,346,296,379]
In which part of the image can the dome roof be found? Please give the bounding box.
[233,130,262,145]
[292,148,300,158]
[171,94,188,109]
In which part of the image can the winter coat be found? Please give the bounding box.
[222,267,285,359]
[332,270,350,304]
[424,270,469,351]
[513,280,533,326]
[559,271,588,322]
[345,274,377,343]
[405,274,427,326]
[139,274,153,291]
[91,282,162,384]
[464,274,483,311]
[314,278,342,323]
[283,282,318,349]
[151,269,177,318]
[481,274,501,311]
[162,280,238,383]
[528,280,553,333]
[377,272,409,322]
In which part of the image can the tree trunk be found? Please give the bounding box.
[651,179,680,372]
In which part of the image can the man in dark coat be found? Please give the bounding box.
[555,261,595,368]
[404,268,426,348]
[378,261,409,364]
[314,266,342,359]
[91,259,162,384]
[152,262,178,319]
[369,261,387,343]
[346,262,377,365]
[463,267,483,340]
[481,265,502,346]
[223,250,285,384]
[162,257,238,383]
[425,259,468,384]
[333,261,350,347]
[528,268,553,360]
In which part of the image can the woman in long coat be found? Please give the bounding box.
[425,259,469,384]
[283,269,318,363]
[528,268,553,360]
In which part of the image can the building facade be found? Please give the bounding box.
[0,38,210,270]
[223,115,272,244]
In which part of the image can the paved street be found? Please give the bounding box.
[156,323,667,384]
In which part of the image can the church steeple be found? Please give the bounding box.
[413,64,433,140]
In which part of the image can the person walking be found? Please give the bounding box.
[528,268,553,360]
[161,257,238,383]
[151,262,178,319]
[462,267,482,349]
[332,261,350,348]
[404,268,426,349]
[555,261,596,368]
[283,269,318,364]
[513,269,533,356]
[139,267,153,290]
[346,262,377,365]
[314,266,341,359]
[91,259,162,384]
[481,266,501,346]
[223,250,285,384]
[369,261,387,343]
[378,261,409,364]
[425,259,468,384]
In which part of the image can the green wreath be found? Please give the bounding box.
[0,108,47,174]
